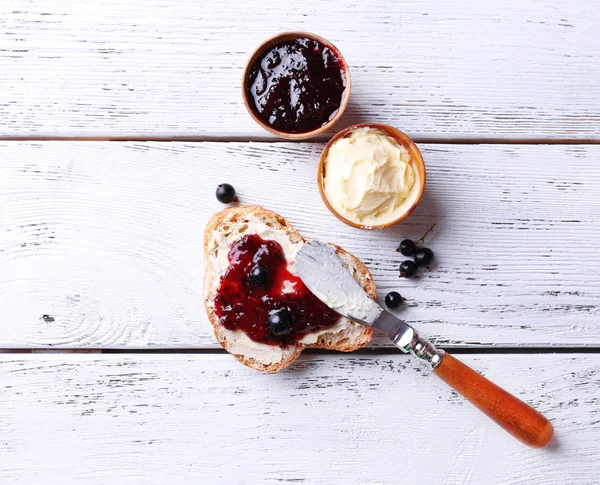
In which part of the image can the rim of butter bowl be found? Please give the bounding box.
[317,123,426,230]
[241,31,351,140]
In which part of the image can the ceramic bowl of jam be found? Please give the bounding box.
[242,32,351,139]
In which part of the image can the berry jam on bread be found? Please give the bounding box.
[203,205,375,372]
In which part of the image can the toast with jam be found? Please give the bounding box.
[203,205,376,372]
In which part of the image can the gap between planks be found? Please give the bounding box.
[1,136,600,144]
[8,347,600,355]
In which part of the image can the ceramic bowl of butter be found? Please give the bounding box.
[317,123,426,230]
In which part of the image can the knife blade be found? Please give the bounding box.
[296,240,422,354]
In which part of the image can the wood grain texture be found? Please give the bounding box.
[1,0,599,139]
[0,142,598,349]
[0,353,598,484]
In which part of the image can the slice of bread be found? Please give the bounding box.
[203,205,376,373]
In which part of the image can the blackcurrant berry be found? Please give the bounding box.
[414,248,434,267]
[385,291,404,309]
[268,310,293,336]
[215,183,236,204]
[399,260,418,278]
[397,239,416,256]
[250,265,269,284]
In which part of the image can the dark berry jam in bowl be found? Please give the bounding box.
[242,32,351,139]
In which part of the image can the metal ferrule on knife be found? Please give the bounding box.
[372,311,445,369]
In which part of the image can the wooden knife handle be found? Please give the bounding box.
[433,353,554,448]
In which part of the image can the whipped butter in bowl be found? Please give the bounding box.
[318,124,426,229]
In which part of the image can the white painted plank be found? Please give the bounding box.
[0,142,598,349]
[0,353,598,484]
[1,0,599,139]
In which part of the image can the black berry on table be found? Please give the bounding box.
[397,239,417,256]
[414,248,434,267]
[215,183,236,204]
[399,260,418,278]
[268,309,293,336]
[385,291,404,309]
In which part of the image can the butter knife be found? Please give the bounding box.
[296,240,554,448]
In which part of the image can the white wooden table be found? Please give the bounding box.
[1,1,599,483]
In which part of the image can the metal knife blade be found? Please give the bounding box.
[296,240,416,351]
